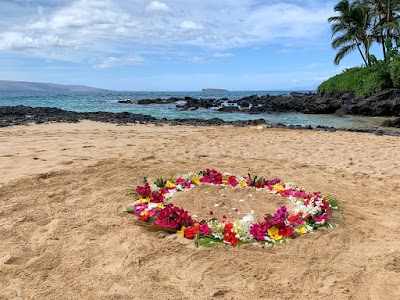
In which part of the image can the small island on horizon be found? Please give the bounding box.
[202,88,229,92]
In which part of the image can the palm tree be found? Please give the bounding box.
[360,0,400,60]
[381,0,400,44]
[329,0,373,65]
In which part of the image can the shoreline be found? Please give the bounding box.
[1,105,400,136]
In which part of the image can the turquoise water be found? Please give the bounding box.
[0,90,393,129]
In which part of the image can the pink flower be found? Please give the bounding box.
[133,203,148,216]
[201,169,223,184]
[199,223,211,235]
[294,191,306,198]
[150,190,165,203]
[250,223,268,241]
[272,206,289,223]
[314,215,328,223]
[175,178,185,184]
[153,203,193,230]
[228,176,238,187]
[136,182,151,198]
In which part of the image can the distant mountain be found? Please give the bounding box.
[0,80,109,92]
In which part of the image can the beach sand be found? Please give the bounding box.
[1,121,399,300]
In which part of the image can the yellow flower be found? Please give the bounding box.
[136,197,150,204]
[273,185,284,191]
[140,210,148,217]
[295,226,307,234]
[267,226,283,240]
[222,179,228,184]
[156,203,164,209]
[239,181,247,187]
[192,177,201,185]
[165,181,176,188]
[177,226,187,237]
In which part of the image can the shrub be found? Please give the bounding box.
[390,56,400,87]
[318,61,392,98]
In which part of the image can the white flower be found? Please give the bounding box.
[147,203,158,210]
[231,213,255,242]
[242,211,254,223]
[208,220,224,240]
[150,184,160,191]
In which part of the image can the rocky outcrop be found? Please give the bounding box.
[1,105,399,136]
[348,89,400,116]
[381,117,400,128]
[170,89,400,117]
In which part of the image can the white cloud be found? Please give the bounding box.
[180,20,203,30]
[0,0,335,65]
[91,55,145,69]
[213,52,234,58]
[277,49,289,54]
[146,1,171,13]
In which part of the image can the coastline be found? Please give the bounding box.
[1,120,399,299]
[1,105,400,136]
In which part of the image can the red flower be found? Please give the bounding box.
[255,182,265,189]
[222,223,239,246]
[138,215,149,222]
[278,225,294,237]
[288,212,303,224]
[224,222,233,232]
[224,231,239,246]
[184,225,200,239]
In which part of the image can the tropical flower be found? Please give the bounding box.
[267,226,283,240]
[127,169,339,247]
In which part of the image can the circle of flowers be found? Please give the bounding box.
[128,169,339,247]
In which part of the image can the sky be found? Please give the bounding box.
[0,0,375,91]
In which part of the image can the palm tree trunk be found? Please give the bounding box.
[381,35,387,61]
[356,40,369,65]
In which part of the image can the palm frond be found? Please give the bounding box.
[323,195,342,210]
[334,44,357,65]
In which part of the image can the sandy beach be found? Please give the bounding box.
[1,121,399,300]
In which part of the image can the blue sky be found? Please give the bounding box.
[0,0,374,91]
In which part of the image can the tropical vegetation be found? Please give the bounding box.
[318,0,400,97]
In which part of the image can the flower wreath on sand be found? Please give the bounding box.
[127,169,340,247]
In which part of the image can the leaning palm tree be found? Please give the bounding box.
[329,0,373,65]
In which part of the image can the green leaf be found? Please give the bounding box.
[155,177,167,188]
[143,225,177,233]
[197,235,223,247]
[323,195,342,210]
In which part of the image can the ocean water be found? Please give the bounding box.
[0,90,393,129]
